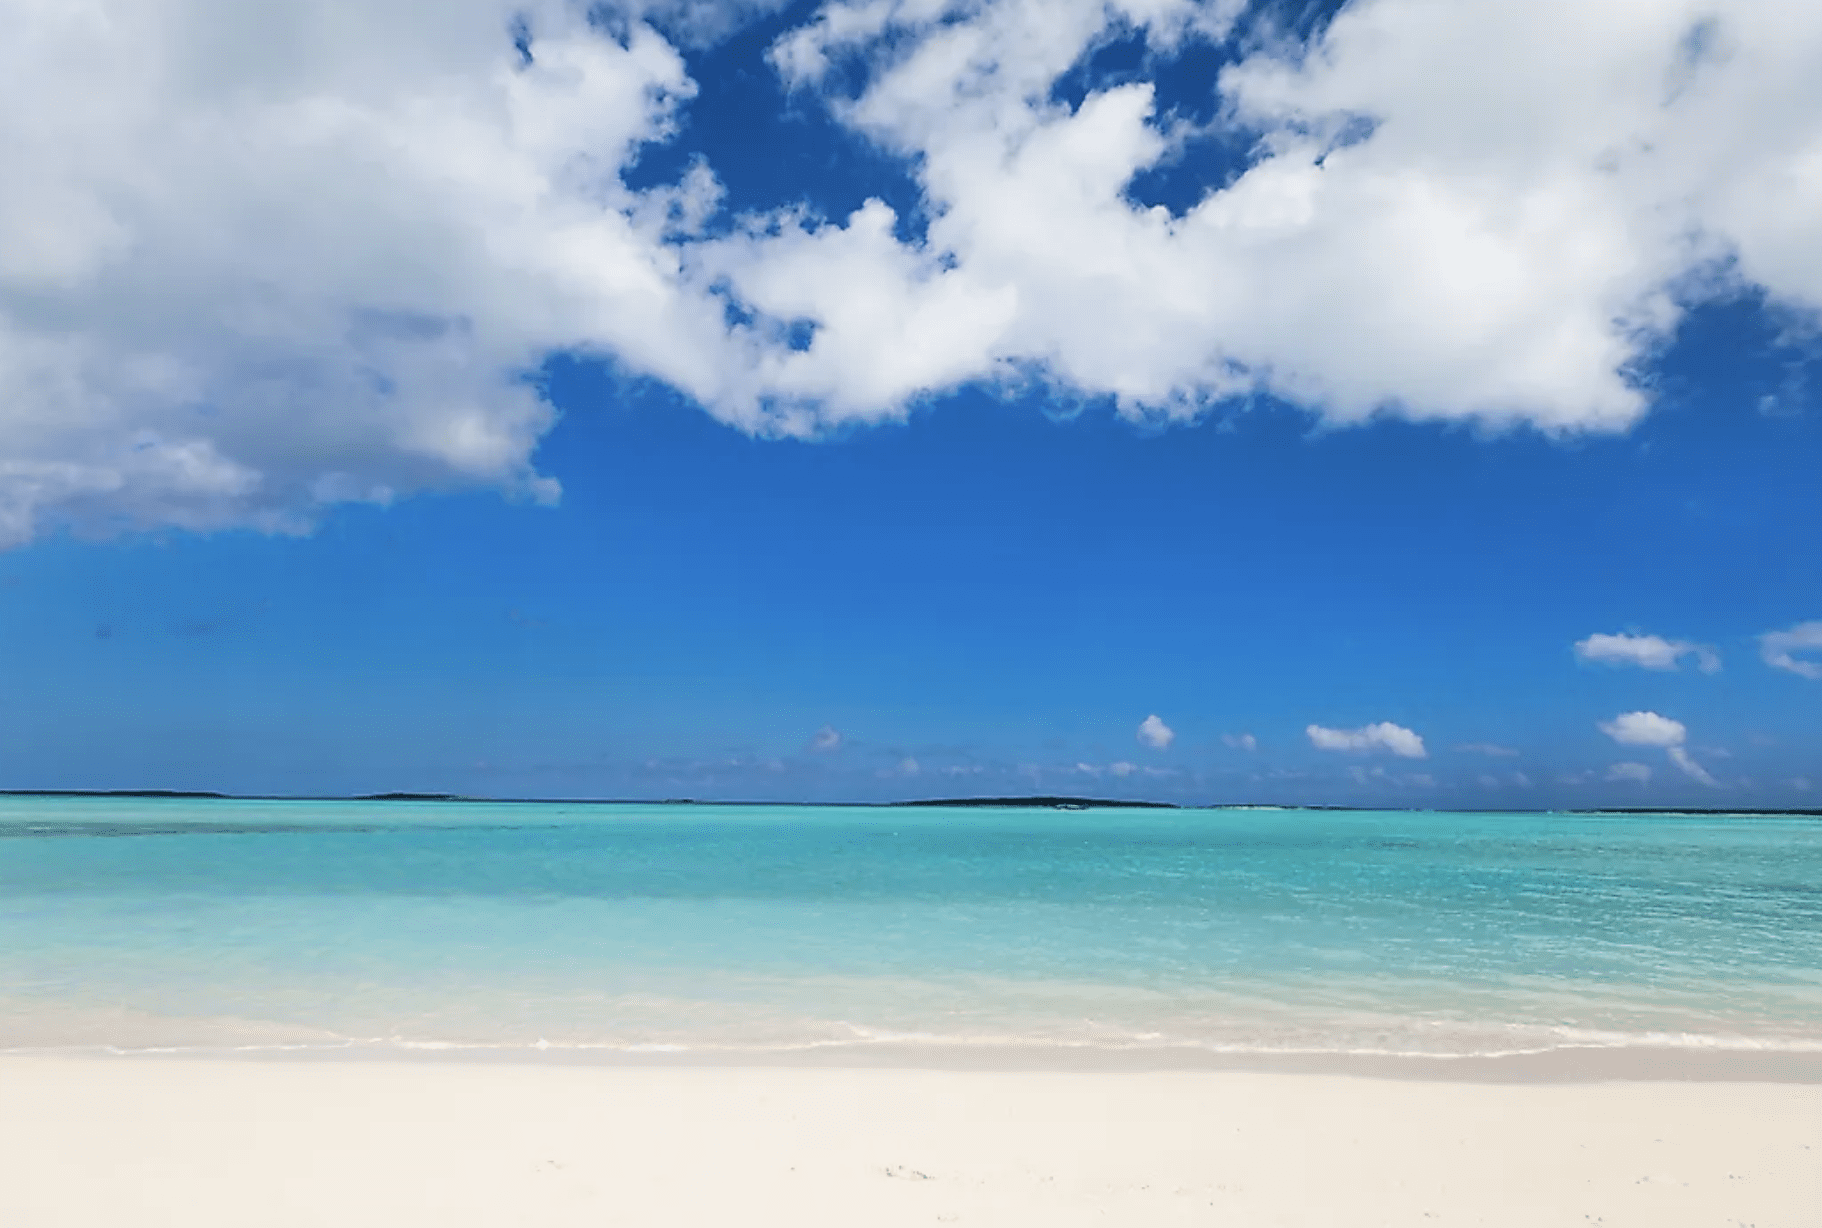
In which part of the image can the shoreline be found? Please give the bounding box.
[12,1038,1822,1084]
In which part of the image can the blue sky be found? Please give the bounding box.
[1,0,1819,805]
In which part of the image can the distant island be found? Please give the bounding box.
[0,789,232,799]
[1,790,1818,817]
[894,796,1179,809]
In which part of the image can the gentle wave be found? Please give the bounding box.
[10,1024,1822,1062]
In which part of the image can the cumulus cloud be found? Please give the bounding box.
[1109,761,1136,778]
[1760,621,1822,679]
[1606,761,1653,784]
[1575,632,1721,673]
[738,0,1822,435]
[809,724,843,751]
[1456,742,1519,757]
[1307,721,1426,759]
[1598,710,1688,747]
[1599,709,1721,785]
[0,0,750,545]
[1222,732,1257,751]
[1137,714,1175,750]
[9,0,1822,544]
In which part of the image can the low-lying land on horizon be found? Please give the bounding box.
[4,789,1819,816]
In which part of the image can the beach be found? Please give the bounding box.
[3,1053,1818,1226]
[5,798,1819,1223]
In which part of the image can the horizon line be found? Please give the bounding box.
[2,789,1819,818]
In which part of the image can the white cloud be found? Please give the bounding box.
[9,0,1822,544]
[896,756,920,776]
[1575,632,1720,673]
[1222,732,1257,752]
[1598,710,1688,748]
[1108,761,1136,778]
[1760,621,1822,680]
[0,1,756,544]
[810,724,843,752]
[1137,714,1175,750]
[1667,745,1720,787]
[726,0,1822,436]
[1606,761,1653,784]
[1307,721,1427,759]
[1456,742,1519,757]
[1598,710,1725,784]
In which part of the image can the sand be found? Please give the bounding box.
[1,1055,1817,1227]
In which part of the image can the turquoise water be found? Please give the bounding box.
[2,797,1819,1056]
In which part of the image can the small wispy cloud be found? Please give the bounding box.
[1455,742,1518,758]
[1307,721,1426,759]
[1472,768,1530,790]
[1574,631,1719,673]
[1760,620,1822,680]
[1348,764,1433,787]
[809,724,843,752]
[877,756,920,779]
[1667,746,1720,787]
[1476,770,1533,790]
[1606,761,1653,783]
[1222,733,1257,752]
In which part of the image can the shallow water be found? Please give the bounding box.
[2,797,1818,1057]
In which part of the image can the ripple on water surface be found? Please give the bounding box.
[2,797,1819,1056]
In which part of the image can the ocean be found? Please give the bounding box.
[2,796,1818,1059]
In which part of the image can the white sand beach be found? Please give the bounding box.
[2,1055,1816,1227]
